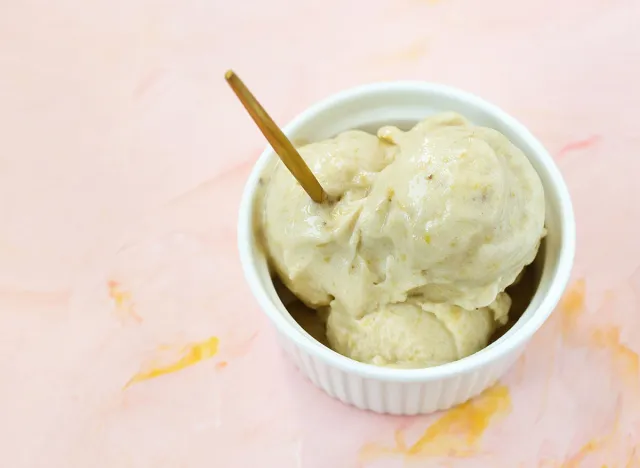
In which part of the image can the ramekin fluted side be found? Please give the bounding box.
[279,332,525,415]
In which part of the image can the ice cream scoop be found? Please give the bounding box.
[327,293,511,368]
[260,112,545,367]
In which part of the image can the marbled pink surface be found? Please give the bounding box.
[1,0,639,466]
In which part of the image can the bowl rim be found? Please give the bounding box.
[237,80,576,383]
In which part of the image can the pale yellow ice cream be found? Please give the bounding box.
[260,112,545,368]
[326,293,511,368]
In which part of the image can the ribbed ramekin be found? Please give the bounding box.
[238,82,575,415]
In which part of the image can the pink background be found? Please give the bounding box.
[1,0,639,466]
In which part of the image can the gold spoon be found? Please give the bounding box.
[225,70,327,203]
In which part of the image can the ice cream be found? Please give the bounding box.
[327,293,511,368]
[259,112,545,368]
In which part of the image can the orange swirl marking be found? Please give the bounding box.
[107,280,143,324]
[408,385,512,456]
[360,385,511,461]
[126,336,219,387]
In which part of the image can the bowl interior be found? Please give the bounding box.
[241,82,571,373]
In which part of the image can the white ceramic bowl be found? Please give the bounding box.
[238,82,575,415]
